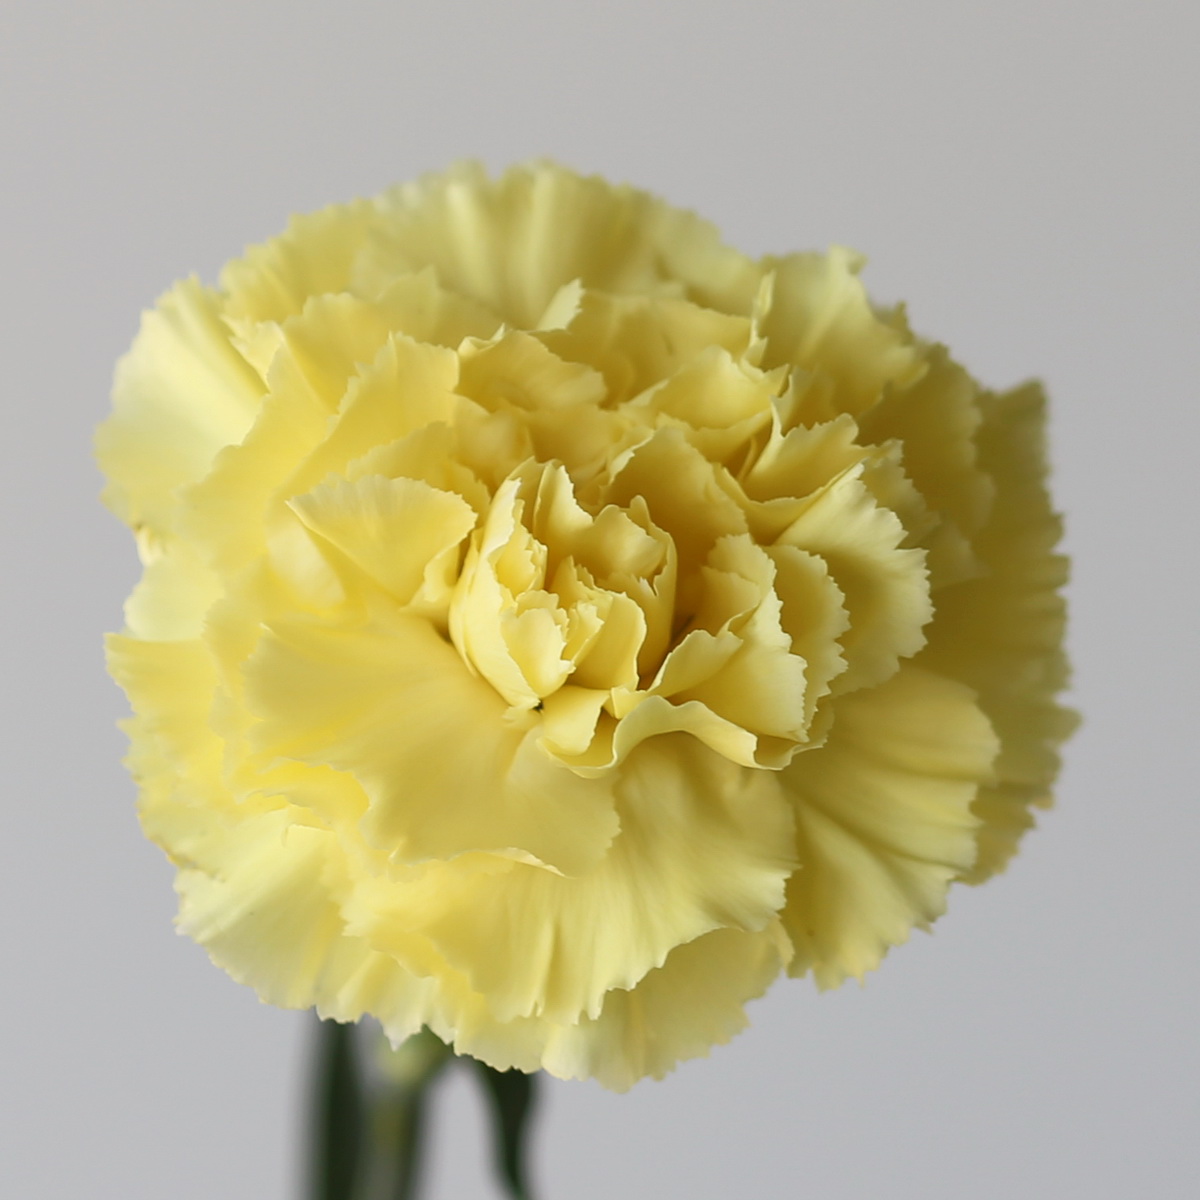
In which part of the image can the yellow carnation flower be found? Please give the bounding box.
[99,162,1073,1090]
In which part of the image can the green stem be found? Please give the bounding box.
[309,1021,365,1200]
[363,1029,453,1200]
[307,1020,538,1200]
[471,1061,539,1200]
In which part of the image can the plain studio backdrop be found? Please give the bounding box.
[2,2,1195,1197]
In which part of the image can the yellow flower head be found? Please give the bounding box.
[99,162,1073,1089]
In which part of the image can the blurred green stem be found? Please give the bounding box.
[307,1020,539,1200]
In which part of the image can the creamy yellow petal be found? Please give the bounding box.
[605,429,748,589]
[289,334,462,494]
[858,346,991,538]
[221,199,379,325]
[765,544,851,724]
[362,162,757,330]
[345,423,490,516]
[607,694,761,770]
[781,666,998,987]
[172,802,551,1059]
[540,290,752,404]
[175,807,450,1043]
[96,277,263,533]
[537,686,610,758]
[646,346,776,429]
[289,475,476,605]
[741,413,866,508]
[179,383,332,575]
[106,635,221,775]
[916,382,1075,880]
[540,923,792,1090]
[458,330,607,411]
[374,268,502,346]
[243,613,618,874]
[757,248,926,417]
[777,465,932,693]
[268,293,400,412]
[123,537,222,642]
[346,734,794,1024]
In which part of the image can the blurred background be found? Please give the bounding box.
[2,1,1196,1196]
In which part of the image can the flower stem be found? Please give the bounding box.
[309,1021,366,1200]
[364,1028,453,1200]
[307,1019,539,1199]
[471,1060,539,1200]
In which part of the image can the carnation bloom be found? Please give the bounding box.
[100,162,1073,1089]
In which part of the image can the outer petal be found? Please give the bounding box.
[96,278,263,533]
[106,635,222,781]
[176,808,450,1039]
[757,248,925,418]
[242,613,618,875]
[916,383,1076,880]
[780,665,999,987]
[122,538,222,642]
[539,923,792,1090]
[220,199,380,325]
[345,735,795,1025]
[362,162,760,330]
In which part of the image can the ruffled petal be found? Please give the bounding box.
[345,734,794,1025]
[96,278,263,533]
[123,537,222,642]
[360,162,759,330]
[757,248,925,417]
[915,383,1076,880]
[777,465,932,693]
[289,474,476,606]
[242,612,618,874]
[540,922,792,1090]
[780,665,998,987]
[220,199,380,326]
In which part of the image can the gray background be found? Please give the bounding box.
[3,1,1197,1196]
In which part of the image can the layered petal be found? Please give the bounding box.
[344,734,794,1024]
[540,923,792,1090]
[780,666,998,987]
[96,278,263,533]
[102,161,1072,1091]
[242,612,619,874]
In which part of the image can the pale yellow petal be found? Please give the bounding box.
[362,162,758,330]
[458,330,607,411]
[289,334,462,495]
[540,923,792,1090]
[106,635,221,775]
[647,346,776,430]
[243,613,618,874]
[858,345,992,539]
[765,544,851,724]
[96,277,263,533]
[757,247,926,417]
[916,382,1076,880]
[777,465,932,693]
[346,734,794,1025]
[289,474,476,605]
[123,537,222,641]
[374,268,502,347]
[539,290,752,404]
[179,382,331,575]
[268,293,401,412]
[605,429,748,588]
[780,665,998,987]
[221,199,379,325]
